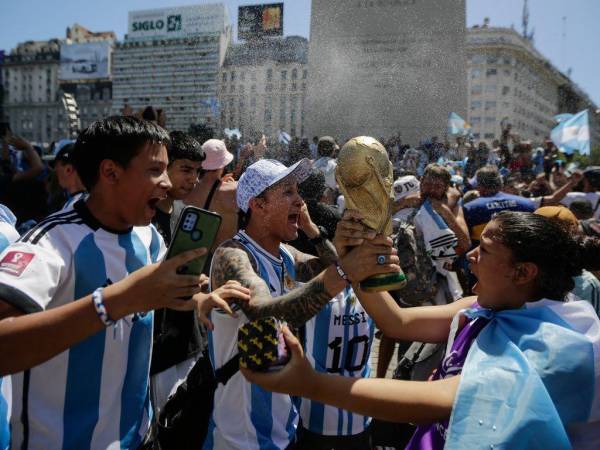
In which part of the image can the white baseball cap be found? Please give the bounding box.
[393,175,420,200]
[236,158,312,213]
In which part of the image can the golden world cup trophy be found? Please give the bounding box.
[335,136,407,292]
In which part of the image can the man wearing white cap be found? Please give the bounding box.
[203,159,399,450]
[391,175,420,231]
[187,139,239,253]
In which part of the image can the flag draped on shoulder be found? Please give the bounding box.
[446,299,600,449]
[551,109,591,155]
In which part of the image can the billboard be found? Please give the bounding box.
[128,4,227,40]
[60,42,111,81]
[238,3,283,40]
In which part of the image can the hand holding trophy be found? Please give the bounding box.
[335,136,407,292]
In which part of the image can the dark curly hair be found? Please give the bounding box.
[493,211,600,300]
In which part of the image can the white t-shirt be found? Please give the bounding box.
[561,192,600,219]
[314,157,338,190]
[0,201,166,450]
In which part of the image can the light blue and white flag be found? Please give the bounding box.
[200,97,220,117]
[446,299,600,449]
[223,128,241,139]
[278,130,291,145]
[551,109,591,155]
[554,113,574,123]
[447,112,471,136]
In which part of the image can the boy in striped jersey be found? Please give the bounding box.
[0,117,249,450]
[205,159,398,450]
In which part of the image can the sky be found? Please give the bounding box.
[1,0,598,105]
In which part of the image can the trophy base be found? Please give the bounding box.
[360,272,407,292]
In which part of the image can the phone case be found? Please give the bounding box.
[237,317,290,372]
[165,206,222,275]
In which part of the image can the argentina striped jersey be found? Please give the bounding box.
[0,200,166,450]
[204,230,298,450]
[300,287,375,436]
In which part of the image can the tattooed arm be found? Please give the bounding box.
[211,240,344,328]
[283,239,338,283]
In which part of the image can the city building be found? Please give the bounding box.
[0,50,5,120]
[59,24,115,130]
[217,35,308,139]
[2,39,64,143]
[112,3,231,131]
[466,23,599,147]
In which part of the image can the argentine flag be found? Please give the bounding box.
[446,300,600,449]
[448,112,471,136]
[278,130,291,145]
[551,109,590,155]
[200,97,220,117]
[223,128,241,139]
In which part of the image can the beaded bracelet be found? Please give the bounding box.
[92,287,115,326]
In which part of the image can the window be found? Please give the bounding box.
[502,86,510,95]
[471,85,482,95]
[486,55,498,64]
[471,100,482,110]
[485,85,497,93]
[281,70,287,80]
[292,69,298,80]
[302,70,308,79]
[266,68,273,81]
[230,71,235,82]
[470,117,481,124]
[222,72,227,83]
[471,68,481,78]
[486,68,497,76]
[240,72,246,82]
[279,97,287,128]
[471,54,484,64]
[485,116,496,123]
[266,84,273,93]
[485,101,496,110]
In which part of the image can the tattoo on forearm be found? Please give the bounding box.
[286,240,338,282]
[212,242,332,328]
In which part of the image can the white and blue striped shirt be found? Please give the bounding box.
[0,201,165,450]
[300,287,375,436]
[0,204,19,450]
[204,230,299,450]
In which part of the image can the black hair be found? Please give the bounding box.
[142,106,158,122]
[72,116,170,191]
[493,211,600,300]
[167,131,205,165]
[299,170,326,202]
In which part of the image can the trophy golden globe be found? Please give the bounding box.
[335,136,407,292]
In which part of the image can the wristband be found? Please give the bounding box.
[335,263,351,284]
[92,287,115,326]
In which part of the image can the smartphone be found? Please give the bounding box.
[165,206,222,275]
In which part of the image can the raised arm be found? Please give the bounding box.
[354,287,476,343]
[0,248,241,375]
[211,238,397,329]
[542,170,582,205]
[242,326,459,424]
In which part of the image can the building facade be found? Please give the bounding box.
[467,24,599,148]
[218,36,308,139]
[2,39,65,143]
[60,24,115,130]
[112,3,231,132]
